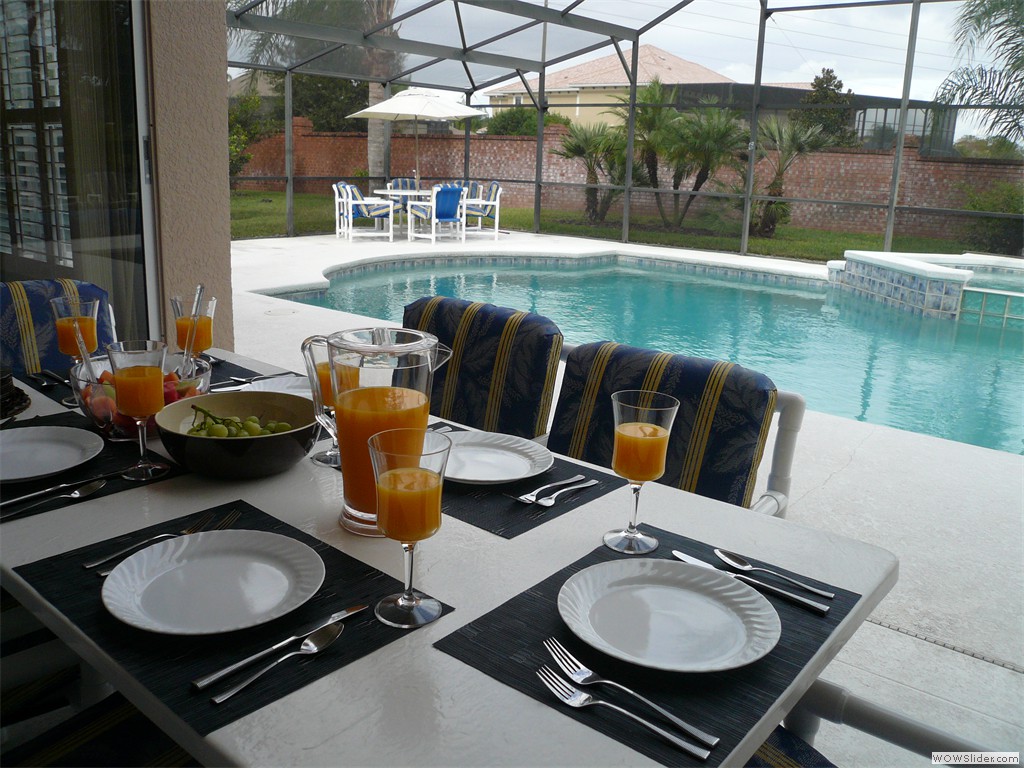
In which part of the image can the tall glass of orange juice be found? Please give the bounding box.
[326,328,451,537]
[172,297,216,356]
[605,390,679,555]
[368,428,451,628]
[301,335,361,468]
[49,297,100,358]
[106,340,170,481]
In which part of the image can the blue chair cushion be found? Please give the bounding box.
[746,725,837,767]
[547,341,777,507]
[409,184,463,223]
[1,279,116,376]
[403,296,563,438]
[465,181,500,218]
[347,185,391,218]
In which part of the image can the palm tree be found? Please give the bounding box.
[667,100,747,227]
[551,123,614,223]
[936,0,1024,142]
[749,116,829,237]
[607,78,680,226]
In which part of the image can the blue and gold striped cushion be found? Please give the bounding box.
[348,186,391,218]
[409,184,464,223]
[465,181,500,218]
[0,279,115,375]
[404,296,563,439]
[747,726,836,767]
[547,341,777,508]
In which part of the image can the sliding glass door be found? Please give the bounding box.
[1,0,148,339]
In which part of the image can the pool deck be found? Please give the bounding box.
[231,232,1023,766]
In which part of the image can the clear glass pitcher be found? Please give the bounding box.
[302,327,451,537]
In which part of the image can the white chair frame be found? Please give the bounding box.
[750,389,805,518]
[461,183,502,241]
[340,183,395,242]
[408,184,466,244]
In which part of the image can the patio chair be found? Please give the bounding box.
[0,279,116,376]
[407,184,465,244]
[332,181,350,238]
[386,176,417,212]
[403,295,563,439]
[462,181,502,240]
[546,340,803,515]
[339,183,395,242]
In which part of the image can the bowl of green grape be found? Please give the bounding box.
[155,390,318,479]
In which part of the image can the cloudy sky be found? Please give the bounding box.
[535,0,998,137]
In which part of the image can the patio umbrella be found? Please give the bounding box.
[348,88,485,186]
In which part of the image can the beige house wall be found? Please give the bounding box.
[144,0,233,350]
[490,86,628,128]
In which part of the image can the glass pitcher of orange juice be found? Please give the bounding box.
[304,328,451,537]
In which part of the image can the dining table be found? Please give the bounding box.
[0,348,899,767]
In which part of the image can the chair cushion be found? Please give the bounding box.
[465,181,500,217]
[0,691,199,767]
[404,296,563,438]
[547,341,777,507]
[746,725,837,767]
[0,280,115,376]
[347,185,391,218]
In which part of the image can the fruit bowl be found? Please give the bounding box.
[70,356,212,440]
[155,391,317,479]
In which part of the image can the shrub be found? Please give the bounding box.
[963,180,1024,255]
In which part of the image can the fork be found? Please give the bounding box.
[543,637,719,748]
[94,508,243,576]
[536,666,711,761]
[82,509,219,570]
[512,474,586,504]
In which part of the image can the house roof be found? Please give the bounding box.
[490,44,734,95]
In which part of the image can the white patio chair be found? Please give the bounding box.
[408,184,466,244]
[341,183,395,242]
[332,182,349,238]
[461,181,502,240]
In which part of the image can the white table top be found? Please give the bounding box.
[1,351,898,767]
[374,188,431,197]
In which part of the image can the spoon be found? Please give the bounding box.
[712,548,836,599]
[27,373,53,390]
[533,478,599,507]
[211,622,344,704]
[0,479,107,521]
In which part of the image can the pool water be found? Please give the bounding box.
[283,261,1024,454]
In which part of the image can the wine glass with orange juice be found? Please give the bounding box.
[50,297,100,406]
[604,390,679,555]
[368,428,451,628]
[106,341,170,481]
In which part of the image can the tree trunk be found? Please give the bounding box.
[366,82,386,183]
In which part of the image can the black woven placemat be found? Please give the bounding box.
[434,528,860,767]
[13,500,454,736]
[435,422,628,539]
[1,411,186,523]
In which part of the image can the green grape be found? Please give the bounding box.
[272,422,292,433]
[208,423,229,438]
[243,421,262,436]
[188,405,297,438]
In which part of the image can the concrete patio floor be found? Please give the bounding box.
[230,232,1023,766]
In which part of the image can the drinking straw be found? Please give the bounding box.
[73,321,100,383]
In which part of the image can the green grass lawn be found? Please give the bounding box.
[230,190,968,263]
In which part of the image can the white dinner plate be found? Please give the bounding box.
[557,559,781,672]
[248,375,314,398]
[102,530,326,635]
[0,426,105,483]
[444,431,553,484]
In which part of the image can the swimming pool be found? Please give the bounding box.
[281,258,1024,455]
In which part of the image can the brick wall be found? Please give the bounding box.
[237,118,1023,237]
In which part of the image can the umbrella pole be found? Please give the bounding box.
[414,120,420,188]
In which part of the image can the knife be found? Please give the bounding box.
[671,551,830,615]
[0,468,130,512]
[191,604,368,690]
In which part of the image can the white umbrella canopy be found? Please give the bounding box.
[348,87,485,185]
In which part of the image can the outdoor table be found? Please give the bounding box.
[0,349,898,767]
